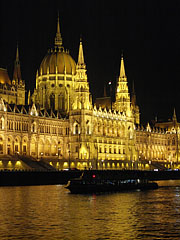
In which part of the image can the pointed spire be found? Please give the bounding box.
[119,53,126,78]
[173,108,177,124]
[28,90,31,105]
[16,43,19,61]
[54,13,63,47]
[77,38,86,69]
[131,80,136,106]
[78,38,85,65]
[13,43,22,84]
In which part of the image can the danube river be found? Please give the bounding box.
[0,181,180,240]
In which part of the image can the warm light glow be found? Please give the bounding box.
[63,162,68,167]
[16,161,21,166]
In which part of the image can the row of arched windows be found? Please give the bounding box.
[99,146,126,155]
[7,120,28,131]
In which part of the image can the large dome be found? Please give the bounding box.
[0,68,11,85]
[39,49,76,75]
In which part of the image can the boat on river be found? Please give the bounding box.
[65,173,158,194]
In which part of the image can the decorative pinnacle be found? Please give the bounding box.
[77,38,86,69]
[120,52,126,78]
[55,13,63,47]
[78,39,84,65]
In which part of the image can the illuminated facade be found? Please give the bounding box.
[0,17,180,170]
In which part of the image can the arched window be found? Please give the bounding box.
[50,93,55,110]
[75,124,79,135]
[31,122,36,133]
[58,94,64,111]
[86,125,90,134]
[0,117,4,129]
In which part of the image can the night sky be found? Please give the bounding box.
[0,0,180,123]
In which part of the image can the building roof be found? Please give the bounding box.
[38,16,76,76]
[39,50,76,75]
[0,68,11,85]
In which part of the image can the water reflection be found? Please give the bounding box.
[0,182,180,239]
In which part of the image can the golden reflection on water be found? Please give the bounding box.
[0,181,180,239]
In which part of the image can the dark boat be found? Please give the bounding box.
[65,173,158,194]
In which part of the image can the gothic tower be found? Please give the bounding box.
[113,54,131,117]
[69,39,93,163]
[73,39,91,111]
[12,45,25,105]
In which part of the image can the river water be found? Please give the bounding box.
[0,181,180,240]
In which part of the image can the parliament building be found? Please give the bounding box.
[0,17,179,171]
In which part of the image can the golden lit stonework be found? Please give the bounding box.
[0,17,179,171]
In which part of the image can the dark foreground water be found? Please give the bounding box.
[0,181,180,240]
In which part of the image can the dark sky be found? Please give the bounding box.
[0,0,180,123]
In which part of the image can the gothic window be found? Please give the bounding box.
[15,145,18,152]
[66,128,69,135]
[75,124,78,135]
[99,147,102,153]
[58,128,63,135]
[23,145,27,153]
[105,146,107,153]
[87,125,90,135]
[31,122,36,133]
[50,93,55,110]
[58,94,64,111]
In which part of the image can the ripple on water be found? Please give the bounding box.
[0,183,180,239]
